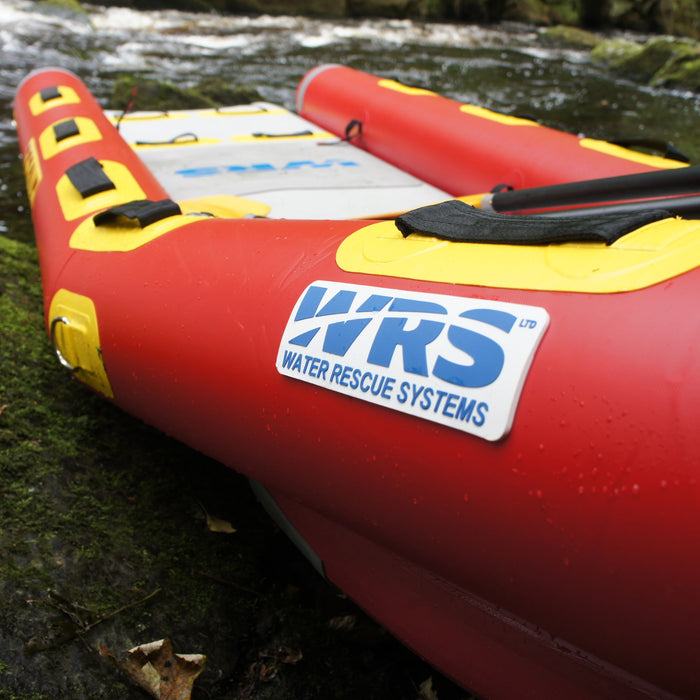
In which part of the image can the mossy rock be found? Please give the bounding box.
[502,0,578,25]
[592,35,700,86]
[590,37,645,69]
[35,0,90,21]
[110,75,261,112]
[540,25,602,49]
[651,45,700,89]
[37,0,85,11]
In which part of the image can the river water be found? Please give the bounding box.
[1,0,698,241]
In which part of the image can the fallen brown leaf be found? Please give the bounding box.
[274,645,303,665]
[418,676,439,700]
[100,638,205,700]
[328,614,356,631]
[198,501,236,533]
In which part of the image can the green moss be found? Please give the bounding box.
[110,75,261,111]
[541,25,602,49]
[0,232,465,697]
[36,0,87,15]
[590,37,644,67]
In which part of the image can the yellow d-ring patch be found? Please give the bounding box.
[22,138,43,206]
[39,117,103,160]
[56,160,146,222]
[69,211,207,252]
[336,215,700,293]
[29,86,81,116]
[48,289,114,398]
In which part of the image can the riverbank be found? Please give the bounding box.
[40,0,700,38]
[0,233,466,698]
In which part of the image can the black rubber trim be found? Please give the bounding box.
[54,119,80,142]
[94,199,182,228]
[395,200,671,246]
[65,157,116,199]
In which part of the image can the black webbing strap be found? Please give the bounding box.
[94,199,182,228]
[40,86,62,103]
[252,130,313,139]
[395,200,671,246]
[135,132,198,146]
[54,119,80,142]
[65,157,116,198]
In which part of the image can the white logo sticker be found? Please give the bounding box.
[276,281,549,441]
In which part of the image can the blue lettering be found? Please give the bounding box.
[330,363,343,383]
[433,389,448,413]
[368,318,444,375]
[382,377,396,400]
[461,308,516,333]
[397,381,410,404]
[177,159,360,179]
[360,372,372,392]
[295,285,327,321]
[420,387,433,410]
[291,353,302,372]
[410,384,424,407]
[317,359,329,380]
[339,365,352,387]
[316,290,356,316]
[433,325,505,388]
[281,349,298,370]
[349,368,361,390]
[284,160,318,170]
[370,374,386,397]
[323,318,371,356]
[176,166,220,178]
[306,356,320,377]
[442,392,459,418]
[455,397,476,422]
[474,402,489,426]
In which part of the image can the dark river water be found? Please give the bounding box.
[1,0,698,241]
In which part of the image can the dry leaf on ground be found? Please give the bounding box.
[198,500,236,533]
[100,638,205,700]
[418,676,439,700]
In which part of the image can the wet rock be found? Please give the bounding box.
[540,24,602,48]
[651,42,700,89]
[35,0,91,23]
[503,0,579,26]
[591,35,700,89]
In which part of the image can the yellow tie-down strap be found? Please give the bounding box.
[69,195,269,252]
[336,216,700,294]
[56,160,146,222]
[48,289,114,398]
